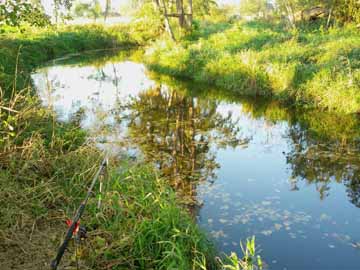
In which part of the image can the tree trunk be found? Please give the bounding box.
[326,0,336,29]
[161,0,176,41]
[187,0,193,28]
[153,0,160,9]
[176,0,186,28]
[104,0,111,22]
[284,0,296,29]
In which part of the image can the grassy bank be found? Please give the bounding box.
[145,20,360,114]
[0,24,139,93]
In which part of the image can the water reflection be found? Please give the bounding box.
[124,84,249,203]
[32,51,360,270]
[196,86,360,209]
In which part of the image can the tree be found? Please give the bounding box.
[74,2,92,17]
[0,0,50,27]
[73,0,103,21]
[92,0,102,22]
[104,0,111,22]
[53,0,73,24]
[240,0,269,18]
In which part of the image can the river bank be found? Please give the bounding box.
[145,20,360,114]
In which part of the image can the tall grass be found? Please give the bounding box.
[145,20,360,114]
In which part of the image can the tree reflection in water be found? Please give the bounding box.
[238,96,360,208]
[125,84,249,208]
[286,115,360,207]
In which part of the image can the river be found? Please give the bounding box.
[32,50,360,270]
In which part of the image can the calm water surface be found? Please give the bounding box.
[32,51,360,270]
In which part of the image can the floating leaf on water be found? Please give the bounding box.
[261,230,273,236]
[219,219,227,224]
[274,223,282,230]
[350,242,360,248]
[320,213,331,221]
[210,230,227,239]
[283,221,291,226]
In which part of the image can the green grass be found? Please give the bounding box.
[0,24,138,94]
[145,20,360,114]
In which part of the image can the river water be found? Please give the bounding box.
[32,50,360,270]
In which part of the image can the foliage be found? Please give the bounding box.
[334,0,360,24]
[53,0,74,22]
[239,0,270,17]
[0,0,51,27]
[71,0,104,21]
[220,237,263,270]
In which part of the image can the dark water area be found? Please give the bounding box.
[32,51,360,270]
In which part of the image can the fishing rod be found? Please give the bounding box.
[50,156,108,270]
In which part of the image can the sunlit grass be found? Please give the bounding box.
[145,20,360,114]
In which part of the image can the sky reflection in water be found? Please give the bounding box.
[32,52,360,270]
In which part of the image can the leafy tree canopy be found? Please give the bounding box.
[0,0,51,27]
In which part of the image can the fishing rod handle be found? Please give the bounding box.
[50,203,86,269]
